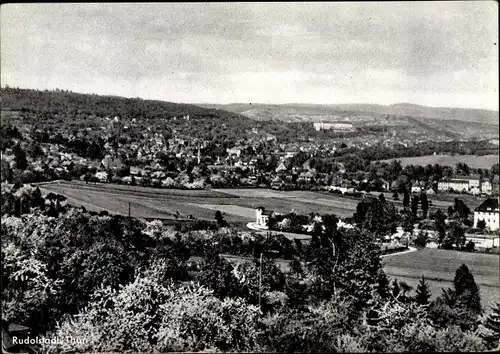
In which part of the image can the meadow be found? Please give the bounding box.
[39,182,484,230]
[383,247,500,308]
[39,181,486,231]
[379,154,499,169]
[39,182,358,228]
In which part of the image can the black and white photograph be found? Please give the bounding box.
[1,2,499,353]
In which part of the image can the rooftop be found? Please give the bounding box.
[474,198,499,212]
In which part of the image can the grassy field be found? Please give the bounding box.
[40,182,251,226]
[40,181,491,233]
[383,247,500,308]
[40,182,359,226]
[379,154,499,169]
[213,189,356,217]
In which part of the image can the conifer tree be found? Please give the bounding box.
[453,264,481,314]
[403,189,410,208]
[415,276,431,305]
[376,269,390,300]
[391,279,400,299]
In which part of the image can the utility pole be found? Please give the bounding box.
[258,252,263,310]
[128,201,131,218]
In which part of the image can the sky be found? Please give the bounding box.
[1,2,498,110]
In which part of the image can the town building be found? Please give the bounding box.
[465,233,500,251]
[101,155,124,170]
[482,180,493,195]
[302,159,316,172]
[411,185,422,194]
[275,162,288,173]
[473,198,499,231]
[437,177,470,192]
[226,146,244,157]
[95,171,108,182]
[313,122,354,131]
[468,175,481,189]
[329,181,355,194]
[255,207,273,229]
[313,122,335,131]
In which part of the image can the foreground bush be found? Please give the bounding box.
[40,261,261,353]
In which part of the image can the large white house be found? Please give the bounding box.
[313,122,354,131]
[255,207,274,229]
[473,198,499,231]
[437,176,488,194]
[438,178,469,192]
[313,122,335,131]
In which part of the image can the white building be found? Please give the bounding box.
[337,219,355,229]
[313,122,335,131]
[122,176,133,184]
[482,180,493,195]
[437,178,469,192]
[275,162,288,173]
[329,185,354,194]
[465,234,500,251]
[227,146,244,157]
[255,207,273,229]
[411,185,422,194]
[95,171,108,182]
[473,198,499,231]
[468,176,480,189]
[313,122,354,131]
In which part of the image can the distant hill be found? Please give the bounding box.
[0,87,246,123]
[197,102,499,125]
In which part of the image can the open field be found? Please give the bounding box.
[40,182,251,226]
[40,182,359,226]
[383,247,500,308]
[190,203,257,219]
[379,154,499,169]
[213,189,356,216]
[40,182,490,231]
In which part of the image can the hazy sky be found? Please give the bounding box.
[1,2,498,110]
